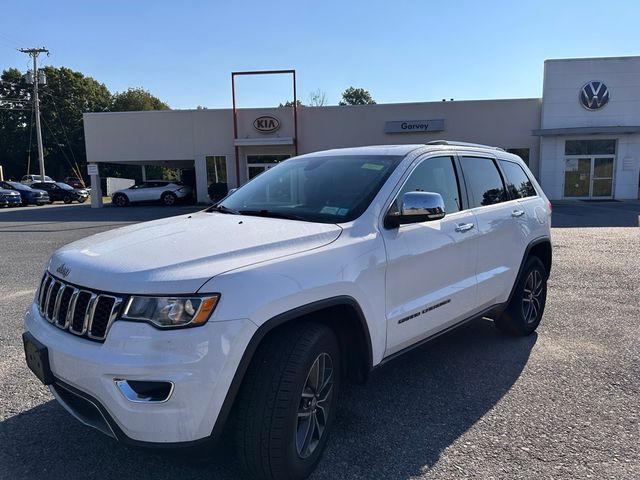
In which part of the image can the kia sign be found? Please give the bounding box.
[579,81,610,111]
[253,116,280,133]
[385,119,445,133]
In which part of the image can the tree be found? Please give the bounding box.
[0,66,171,182]
[339,86,376,106]
[111,87,169,111]
[0,66,112,181]
[278,99,304,107]
[308,89,328,106]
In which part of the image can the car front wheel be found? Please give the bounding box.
[234,322,340,480]
[63,195,72,204]
[495,255,548,336]
[112,193,129,207]
[161,192,177,206]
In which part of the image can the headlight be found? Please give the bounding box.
[121,295,220,328]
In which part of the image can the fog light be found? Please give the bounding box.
[114,379,174,403]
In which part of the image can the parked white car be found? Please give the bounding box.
[24,142,552,480]
[111,180,193,206]
[21,174,54,185]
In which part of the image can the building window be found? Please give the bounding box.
[206,156,227,184]
[247,155,290,180]
[506,148,530,165]
[564,139,616,156]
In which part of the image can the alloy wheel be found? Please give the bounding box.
[522,269,543,324]
[296,352,333,459]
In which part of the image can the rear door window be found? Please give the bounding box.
[459,157,507,208]
[499,160,537,199]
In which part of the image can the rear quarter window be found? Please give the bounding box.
[499,160,537,199]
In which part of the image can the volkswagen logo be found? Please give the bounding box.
[579,81,610,110]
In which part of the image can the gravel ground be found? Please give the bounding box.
[0,203,638,480]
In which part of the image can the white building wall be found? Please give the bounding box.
[540,57,640,199]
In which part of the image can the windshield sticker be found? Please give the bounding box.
[320,206,340,215]
[361,163,385,171]
[320,206,350,216]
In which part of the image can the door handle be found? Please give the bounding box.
[455,222,475,232]
[511,209,525,218]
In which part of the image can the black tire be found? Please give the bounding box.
[77,197,87,204]
[63,195,72,204]
[112,193,129,207]
[495,256,548,336]
[161,191,177,206]
[234,322,340,480]
[48,200,54,204]
[36,203,45,206]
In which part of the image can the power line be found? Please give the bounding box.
[40,114,83,180]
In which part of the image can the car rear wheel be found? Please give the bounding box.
[495,255,548,336]
[63,195,72,204]
[234,322,340,480]
[112,193,129,207]
[161,192,177,206]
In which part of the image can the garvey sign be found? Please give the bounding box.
[385,119,445,134]
[253,116,280,133]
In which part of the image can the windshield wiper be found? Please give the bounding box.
[210,204,241,215]
[238,209,304,221]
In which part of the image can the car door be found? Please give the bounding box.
[381,154,479,356]
[127,183,152,202]
[458,155,527,310]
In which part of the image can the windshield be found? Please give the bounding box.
[55,182,74,190]
[7,182,27,190]
[216,155,402,223]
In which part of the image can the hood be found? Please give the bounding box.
[48,211,342,294]
[0,189,19,195]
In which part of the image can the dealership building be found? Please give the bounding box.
[84,56,640,204]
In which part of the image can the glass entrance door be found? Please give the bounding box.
[592,157,614,197]
[564,156,614,198]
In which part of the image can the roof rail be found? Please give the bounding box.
[426,140,505,151]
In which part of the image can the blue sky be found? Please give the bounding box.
[1,0,638,109]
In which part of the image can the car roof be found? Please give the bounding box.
[295,145,425,159]
[292,142,512,160]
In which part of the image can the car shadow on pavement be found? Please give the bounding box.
[0,319,535,480]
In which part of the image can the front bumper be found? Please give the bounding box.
[0,195,21,206]
[24,301,257,444]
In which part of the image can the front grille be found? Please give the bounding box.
[37,272,123,342]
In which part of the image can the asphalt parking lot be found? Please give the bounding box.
[1,202,639,479]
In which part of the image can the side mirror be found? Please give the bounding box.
[385,191,446,229]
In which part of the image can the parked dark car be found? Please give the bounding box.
[0,181,49,206]
[64,177,86,189]
[31,182,89,204]
[0,187,22,207]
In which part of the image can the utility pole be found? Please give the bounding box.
[19,47,48,180]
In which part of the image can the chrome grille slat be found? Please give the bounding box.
[38,272,123,342]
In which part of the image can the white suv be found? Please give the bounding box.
[23,142,551,480]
